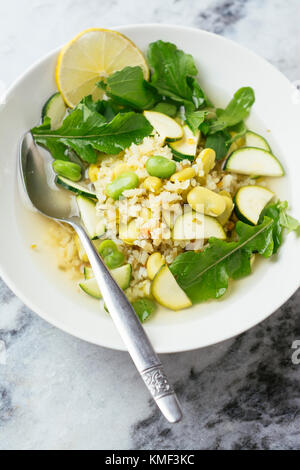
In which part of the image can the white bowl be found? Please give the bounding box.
[0,24,299,353]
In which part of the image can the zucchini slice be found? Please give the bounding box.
[56,176,97,199]
[79,264,132,299]
[42,92,67,130]
[224,147,284,177]
[234,185,274,225]
[169,125,200,161]
[151,265,192,311]
[76,195,105,239]
[172,211,226,240]
[244,131,271,151]
[143,111,183,142]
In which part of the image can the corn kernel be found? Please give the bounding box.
[170,167,195,182]
[197,148,216,175]
[143,176,162,193]
[88,164,100,182]
[112,163,134,179]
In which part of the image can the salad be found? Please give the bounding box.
[31,28,299,322]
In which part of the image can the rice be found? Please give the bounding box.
[47,133,260,301]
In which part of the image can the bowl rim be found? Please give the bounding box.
[0,23,299,353]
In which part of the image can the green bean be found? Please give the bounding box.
[146,155,176,179]
[53,160,82,182]
[106,172,139,199]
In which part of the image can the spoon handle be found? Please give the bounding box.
[74,224,183,423]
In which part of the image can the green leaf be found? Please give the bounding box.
[31,104,153,163]
[209,87,255,134]
[260,201,300,252]
[205,131,230,160]
[147,40,198,104]
[226,121,247,144]
[199,120,211,135]
[278,201,300,234]
[131,298,157,322]
[170,217,275,303]
[152,101,177,117]
[187,77,212,108]
[105,66,158,110]
[185,110,206,133]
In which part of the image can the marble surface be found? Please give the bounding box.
[0,0,300,450]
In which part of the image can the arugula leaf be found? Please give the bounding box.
[278,202,300,234]
[187,77,212,108]
[147,40,198,104]
[205,131,230,160]
[226,121,247,144]
[185,110,206,133]
[208,87,255,134]
[152,101,177,117]
[199,120,211,135]
[170,217,275,302]
[104,66,158,110]
[260,201,300,252]
[31,104,153,163]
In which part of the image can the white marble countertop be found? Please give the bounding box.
[1,0,300,450]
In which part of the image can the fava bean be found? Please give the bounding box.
[187,186,226,217]
[98,240,124,269]
[53,160,82,182]
[106,172,139,199]
[146,155,176,179]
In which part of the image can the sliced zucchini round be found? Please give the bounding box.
[56,176,97,200]
[76,195,105,239]
[79,264,132,299]
[151,265,192,311]
[172,211,226,240]
[224,147,284,177]
[42,92,67,130]
[234,185,274,225]
[169,125,200,161]
[143,111,183,142]
[244,131,271,152]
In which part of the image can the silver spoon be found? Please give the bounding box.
[19,132,183,423]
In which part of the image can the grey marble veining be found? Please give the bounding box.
[0,0,300,450]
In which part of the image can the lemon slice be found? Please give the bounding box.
[56,28,149,108]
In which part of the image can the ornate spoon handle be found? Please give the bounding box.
[74,224,183,423]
